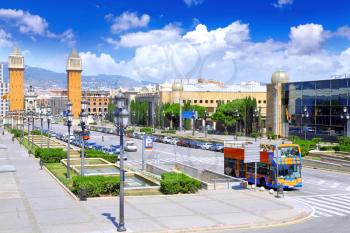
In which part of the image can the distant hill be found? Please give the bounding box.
[0,62,156,89]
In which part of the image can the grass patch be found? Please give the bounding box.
[45,163,76,190]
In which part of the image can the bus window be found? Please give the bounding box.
[278,165,301,178]
[257,163,268,175]
[239,160,245,177]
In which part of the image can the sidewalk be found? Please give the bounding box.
[83,190,312,233]
[0,132,312,233]
[0,133,114,233]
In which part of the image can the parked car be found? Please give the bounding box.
[189,140,202,149]
[209,143,224,152]
[170,138,179,145]
[201,142,213,150]
[86,142,97,149]
[110,145,121,154]
[163,136,173,144]
[124,141,137,152]
[93,145,103,151]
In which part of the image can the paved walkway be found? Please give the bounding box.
[0,132,312,233]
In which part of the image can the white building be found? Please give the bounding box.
[0,64,9,117]
[25,85,38,112]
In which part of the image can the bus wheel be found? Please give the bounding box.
[260,178,266,188]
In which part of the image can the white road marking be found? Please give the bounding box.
[330,183,340,188]
[302,199,347,216]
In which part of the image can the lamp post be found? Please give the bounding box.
[170,111,174,130]
[113,93,129,232]
[21,111,25,143]
[31,108,35,149]
[80,99,89,176]
[302,105,309,141]
[46,105,52,148]
[340,106,349,137]
[162,111,165,129]
[66,101,73,179]
[203,110,208,137]
[234,109,240,141]
[253,108,259,140]
[39,106,45,148]
[192,110,195,136]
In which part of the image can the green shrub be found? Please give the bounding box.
[320,146,335,151]
[140,127,153,134]
[31,130,42,135]
[338,136,350,146]
[72,175,120,197]
[161,130,176,134]
[9,128,27,137]
[85,149,117,163]
[36,148,66,163]
[160,172,201,194]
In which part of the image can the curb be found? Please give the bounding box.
[304,165,350,174]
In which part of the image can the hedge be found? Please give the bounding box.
[161,130,176,134]
[140,127,153,134]
[35,148,66,163]
[72,175,120,197]
[85,149,118,163]
[9,129,27,137]
[160,172,201,194]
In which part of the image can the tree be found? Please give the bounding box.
[212,98,257,135]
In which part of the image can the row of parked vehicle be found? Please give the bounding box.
[129,132,224,152]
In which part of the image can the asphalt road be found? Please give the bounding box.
[46,122,350,233]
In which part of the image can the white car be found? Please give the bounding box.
[163,136,173,144]
[124,141,137,152]
[170,138,179,145]
[201,142,213,150]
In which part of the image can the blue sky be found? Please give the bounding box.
[0,0,350,83]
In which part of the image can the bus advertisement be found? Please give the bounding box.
[224,142,302,189]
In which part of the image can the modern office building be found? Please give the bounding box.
[267,72,350,141]
[0,64,9,117]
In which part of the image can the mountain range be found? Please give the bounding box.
[0,63,155,89]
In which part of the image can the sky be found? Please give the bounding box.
[0,0,350,83]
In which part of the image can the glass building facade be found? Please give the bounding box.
[282,78,350,141]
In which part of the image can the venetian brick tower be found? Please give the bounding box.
[66,48,82,118]
[8,47,25,111]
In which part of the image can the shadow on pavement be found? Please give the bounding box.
[101,213,118,228]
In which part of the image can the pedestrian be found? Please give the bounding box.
[102,135,104,142]
[39,159,43,170]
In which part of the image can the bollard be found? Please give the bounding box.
[39,159,43,170]
[79,188,87,201]
[276,184,284,198]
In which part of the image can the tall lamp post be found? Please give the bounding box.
[192,110,195,136]
[79,100,89,176]
[253,108,259,137]
[46,105,52,148]
[66,102,73,178]
[340,106,349,137]
[39,106,45,148]
[234,109,240,141]
[302,105,309,141]
[203,110,208,137]
[113,93,129,232]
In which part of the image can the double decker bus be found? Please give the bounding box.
[224,142,302,189]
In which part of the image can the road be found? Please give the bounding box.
[46,123,350,233]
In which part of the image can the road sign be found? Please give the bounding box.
[144,136,153,151]
[244,143,260,163]
[182,111,193,119]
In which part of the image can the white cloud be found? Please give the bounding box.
[115,24,181,48]
[273,0,294,8]
[106,11,150,34]
[335,25,350,40]
[0,28,12,48]
[184,0,204,7]
[0,8,75,45]
[79,51,131,76]
[0,8,48,35]
[288,23,326,55]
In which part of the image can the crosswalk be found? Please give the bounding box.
[296,194,350,218]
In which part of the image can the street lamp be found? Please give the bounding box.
[253,108,259,136]
[302,106,309,140]
[39,106,45,148]
[170,111,174,130]
[80,99,89,176]
[46,105,52,148]
[234,109,240,140]
[66,101,73,179]
[113,92,129,232]
[203,110,208,137]
[192,110,195,136]
[340,106,349,137]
